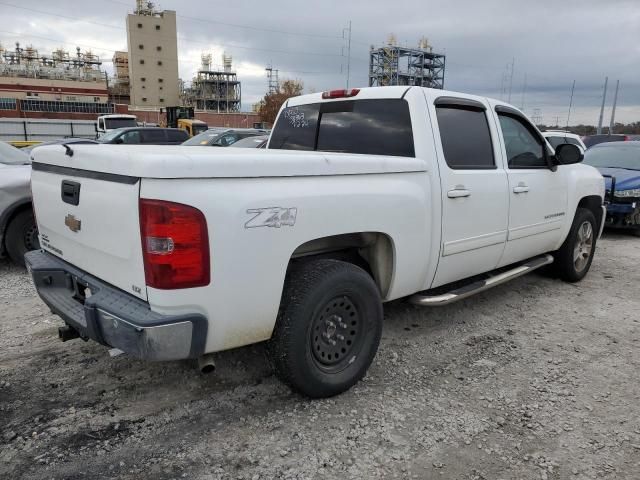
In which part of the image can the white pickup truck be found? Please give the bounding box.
[26,86,605,398]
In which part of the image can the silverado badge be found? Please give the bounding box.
[65,214,81,233]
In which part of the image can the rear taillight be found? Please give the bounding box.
[624,135,630,141]
[321,88,360,99]
[139,199,210,289]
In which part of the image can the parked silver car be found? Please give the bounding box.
[0,141,38,265]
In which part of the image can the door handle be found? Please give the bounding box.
[513,184,530,194]
[447,188,471,198]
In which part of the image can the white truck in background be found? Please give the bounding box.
[26,86,605,398]
[95,114,137,139]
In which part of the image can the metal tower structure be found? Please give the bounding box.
[181,52,241,113]
[266,65,280,94]
[369,36,445,89]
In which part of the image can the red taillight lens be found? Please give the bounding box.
[321,88,360,99]
[624,135,630,141]
[139,199,210,289]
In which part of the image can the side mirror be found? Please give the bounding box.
[114,137,124,144]
[555,143,583,165]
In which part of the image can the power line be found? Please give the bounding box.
[104,0,344,40]
[0,1,345,58]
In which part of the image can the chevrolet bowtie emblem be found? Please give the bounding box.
[65,214,81,233]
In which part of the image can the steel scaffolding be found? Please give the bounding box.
[369,39,445,89]
[182,53,241,113]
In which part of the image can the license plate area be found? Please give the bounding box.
[70,275,92,305]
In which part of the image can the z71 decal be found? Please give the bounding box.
[245,207,298,229]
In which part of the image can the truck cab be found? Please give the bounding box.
[26,86,605,398]
[177,118,208,137]
[95,114,137,139]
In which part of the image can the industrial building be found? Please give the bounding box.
[181,53,241,113]
[109,51,131,104]
[369,36,446,89]
[0,42,111,117]
[126,1,180,109]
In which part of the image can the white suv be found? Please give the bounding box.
[543,130,587,153]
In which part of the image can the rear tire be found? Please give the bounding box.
[268,259,383,398]
[5,210,39,267]
[552,208,597,282]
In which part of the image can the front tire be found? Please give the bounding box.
[268,259,383,398]
[553,208,597,282]
[5,210,40,267]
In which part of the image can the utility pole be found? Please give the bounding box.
[597,76,608,135]
[343,21,352,90]
[520,73,527,110]
[609,80,620,134]
[507,57,515,103]
[566,80,575,129]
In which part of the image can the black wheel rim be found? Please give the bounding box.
[310,295,363,373]
[23,224,40,251]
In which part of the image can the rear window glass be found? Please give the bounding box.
[269,99,414,157]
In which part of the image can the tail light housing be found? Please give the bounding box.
[139,199,210,289]
[321,88,360,99]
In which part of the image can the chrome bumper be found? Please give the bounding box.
[25,250,207,361]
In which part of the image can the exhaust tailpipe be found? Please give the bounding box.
[197,354,216,374]
[58,325,80,342]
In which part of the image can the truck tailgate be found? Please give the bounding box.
[30,164,147,301]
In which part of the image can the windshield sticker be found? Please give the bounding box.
[284,108,310,128]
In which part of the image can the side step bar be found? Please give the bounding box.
[410,254,554,307]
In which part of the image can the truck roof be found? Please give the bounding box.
[286,86,507,111]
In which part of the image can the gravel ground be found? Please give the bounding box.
[1,232,639,480]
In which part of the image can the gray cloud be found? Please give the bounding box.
[1,0,638,124]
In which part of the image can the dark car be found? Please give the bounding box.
[181,128,268,147]
[583,141,640,235]
[228,135,269,149]
[98,127,189,145]
[23,138,98,154]
[582,134,631,149]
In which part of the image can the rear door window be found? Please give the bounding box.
[435,105,495,169]
[270,99,414,157]
[141,129,167,144]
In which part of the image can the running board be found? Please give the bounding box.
[409,254,554,307]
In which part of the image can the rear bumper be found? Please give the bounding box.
[25,250,207,361]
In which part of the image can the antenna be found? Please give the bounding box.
[596,76,608,135]
[507,57,515,103]
[566,80,575,129]
[609,80,620,134]
[343,21,352,90]
[520,73,527,110]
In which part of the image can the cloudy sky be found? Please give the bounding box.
[1,0,639,125]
